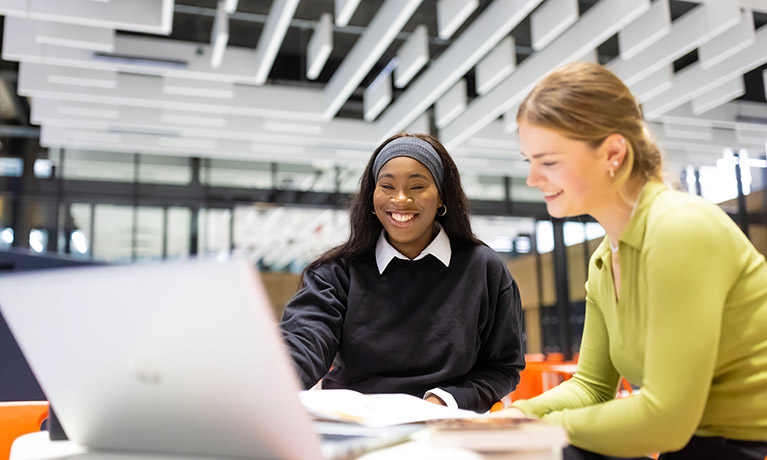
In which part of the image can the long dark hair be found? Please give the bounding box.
[303,133,483,278]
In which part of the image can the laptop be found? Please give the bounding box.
[0,259,418,460]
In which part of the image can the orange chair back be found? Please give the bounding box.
[0,401,49,460]
[490,355,579,412]
[545,352,565,362]
[509,362,576,401]
[491,356,637,413]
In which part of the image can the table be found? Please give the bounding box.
[12,430,565,460]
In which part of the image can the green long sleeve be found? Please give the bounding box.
[512,182,767,457]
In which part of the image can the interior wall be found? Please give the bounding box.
[261,271,300,319]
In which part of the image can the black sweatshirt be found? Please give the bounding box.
[279,243,525,412]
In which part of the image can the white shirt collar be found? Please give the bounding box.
[375,222,452,274]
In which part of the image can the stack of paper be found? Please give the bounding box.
[299,390,569,453]
[298,389,480,427]
[424,417,568,452]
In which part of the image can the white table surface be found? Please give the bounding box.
[11,431,564,460]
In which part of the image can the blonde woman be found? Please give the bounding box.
[498,62,767,460]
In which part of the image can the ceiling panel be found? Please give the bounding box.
[0,0,765,184]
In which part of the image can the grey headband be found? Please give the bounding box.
[372,137,444,193]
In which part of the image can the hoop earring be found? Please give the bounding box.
[372,211,376,215]
[436,204,447,217]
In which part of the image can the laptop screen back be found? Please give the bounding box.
[0,259,323,460]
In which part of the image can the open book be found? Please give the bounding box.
[298,389,480,427]
[299,390,569,453]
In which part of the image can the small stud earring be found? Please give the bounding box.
[613,161,619,167]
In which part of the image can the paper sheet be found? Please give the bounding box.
[298,389,482,427]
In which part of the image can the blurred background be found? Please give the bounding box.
[0,0,766,355]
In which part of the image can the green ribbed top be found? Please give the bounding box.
[513,182,767,457]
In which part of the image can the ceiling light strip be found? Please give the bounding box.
[643,26,767,118]
[394,24,428,89]
[436,0,478,40]
[34,20,115,52]
[323,0,422,119]
[210,0,230,69]
[530,0,578,51]
[377,0,543,140]
[440,0,649,149]
[253,0,301,85]
[334,0,361,27]
[475,36,516,96]
[617,0,670,60]
[691,78,746,116]
[698,10,755,70]
[306,13,333,80]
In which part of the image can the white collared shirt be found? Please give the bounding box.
[374,223,452,274]
[372,223,458,409]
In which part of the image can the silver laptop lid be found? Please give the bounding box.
[0,259,323,460]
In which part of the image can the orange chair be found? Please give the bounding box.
[491,353,580,412]
[545,352,565,362]
[512,362,577,400]
[617,378,634,398]
[524,353,546,362]
[491,361,578,412]
[0,401,49,460]
[491,368,635,412]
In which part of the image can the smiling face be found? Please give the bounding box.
[519,121,613,219]
[373,156,442,259]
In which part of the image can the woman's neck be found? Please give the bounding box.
[592,179,645,250]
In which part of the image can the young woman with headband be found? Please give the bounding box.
[280,133,525,412]
[495,62,767,459]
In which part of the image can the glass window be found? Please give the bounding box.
[536,220,554,254]
[232,205,349,271]
[92,204,133,262]
[205,159,273,188]
[29,229,48,253]
[69,203,93,258]
[535,220,603,254]
[139,156,191,185]
[513,234,533,254]
[0,227,13,248]
[584,222,606,240]
[273,163,326,192]
[0,157,23,177]
[699,164,738,205]
[472,215,535,254]
[34,159,53,178]
[167,207,191,259]
[198,208,231,256]
[463,174,505,201]
[563,221,587,247]
[204,159,361,193]
[511,184,545,202]
[135,207,164,261]
[62,149,135,182]
[69,230,90,257]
